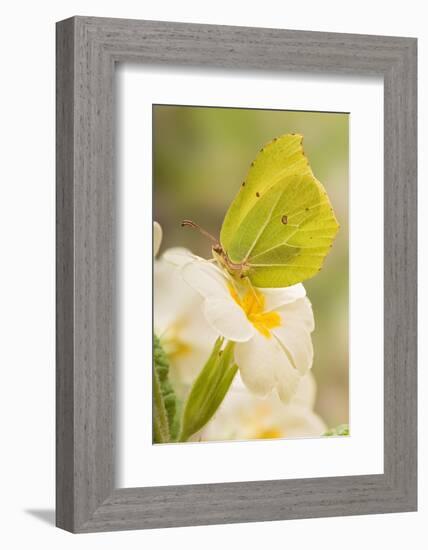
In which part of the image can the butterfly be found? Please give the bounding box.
[183,134,339,288]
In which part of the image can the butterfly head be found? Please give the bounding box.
[212,245,251,280]
[181,219,250,280]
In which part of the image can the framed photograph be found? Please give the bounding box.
[56,16,417,532]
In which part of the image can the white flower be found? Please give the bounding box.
[200,372,326,441]
[153,221,163,257]
[170,254,314,403]
[153,223,217,391]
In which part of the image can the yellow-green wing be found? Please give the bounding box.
[220,134,312,251]
[225,172,339,288]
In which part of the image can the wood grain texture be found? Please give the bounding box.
[56,16,417,533]
[56,17,75,532]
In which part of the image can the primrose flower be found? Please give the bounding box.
[170,255,314,403]
[153,223,217,392]
[201,372,326,441]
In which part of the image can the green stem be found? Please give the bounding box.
[153,367,170,443]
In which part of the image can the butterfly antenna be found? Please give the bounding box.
[181,220,219,246]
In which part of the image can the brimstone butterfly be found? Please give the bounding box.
[183,134,339,288]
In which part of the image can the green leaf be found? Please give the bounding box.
[179,339,237,442]
[153,334,179,443]
[220,134,339,288]
[324,424,349,436]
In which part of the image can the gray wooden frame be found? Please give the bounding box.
[56,16,417,533]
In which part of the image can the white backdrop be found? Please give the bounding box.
[118,67,383,488]
[0,1,425,549]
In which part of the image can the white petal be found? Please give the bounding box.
[203,298,254,342]
[277,296,315,332]
[153,221,162,257]
[163,247,201,267]
[261,283,306,312]
[274,356,303,403]
[154,258,200,334]
[179,305,218,349]
[154,256,217,388]
[235,332,301,403]
[158,327,217,391]
[292,372,317,409]
[272,297,315,375]
[201,381,326,442]
[174,256,255,342]
[181,258,231,300]
[272,326,313,376]
[276,405,326,437]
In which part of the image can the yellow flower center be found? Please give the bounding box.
[162,324,192,359]
[242,405,284,440]
[163,338,191,359]
[255,427,283,439]
[229,283,281,338]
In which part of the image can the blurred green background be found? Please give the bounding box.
[153,105,349,429]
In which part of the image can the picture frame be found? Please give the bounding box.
[56,16,417,533]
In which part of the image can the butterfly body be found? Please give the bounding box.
[212,245,250,279]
